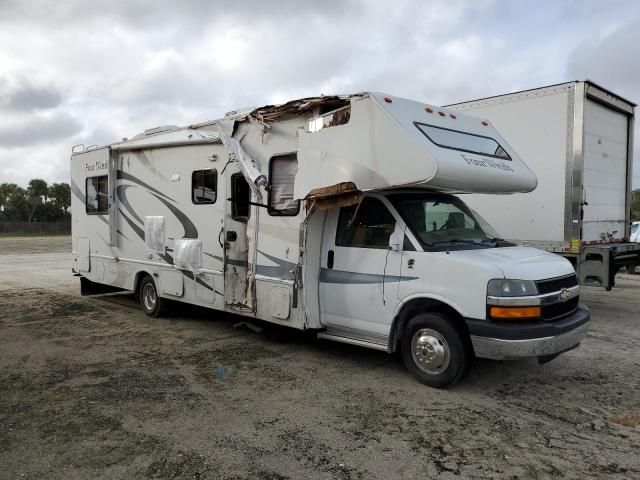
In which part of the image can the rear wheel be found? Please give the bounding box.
[401,312,469,388]
[139,275,167,317]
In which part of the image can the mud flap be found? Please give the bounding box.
[80,277,127,296]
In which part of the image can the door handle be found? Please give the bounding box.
[218,227,224,248]
[327,250,334,269]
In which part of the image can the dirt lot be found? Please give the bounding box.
[0,236,638,479]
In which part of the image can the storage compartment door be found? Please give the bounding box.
[582,100,630,242]
[77,237,90,272]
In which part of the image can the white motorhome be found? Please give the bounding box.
[71,92,589,387]
[448,81,637,290]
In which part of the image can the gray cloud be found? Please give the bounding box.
[0,76,62,111]
[567,21,640,100]
[0,111,82,147]
[0,0,639,188]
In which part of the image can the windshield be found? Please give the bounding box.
[388,193,502,250]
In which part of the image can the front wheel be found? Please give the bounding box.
[400,312,470,388]
[139,275,168,317]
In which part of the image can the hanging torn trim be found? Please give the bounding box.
[304,182,363,210]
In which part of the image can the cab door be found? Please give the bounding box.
[319,196,403,340]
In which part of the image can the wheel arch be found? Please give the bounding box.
[133,270,152,294]
[388,296,471,353]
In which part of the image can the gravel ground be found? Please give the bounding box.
[0,236,638,479]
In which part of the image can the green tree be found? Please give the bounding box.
[48,183,71,217]
[4,187,28,221]
[25,179,48,223]
[0,183,20,215]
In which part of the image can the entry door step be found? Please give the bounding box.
[317,332,388,352]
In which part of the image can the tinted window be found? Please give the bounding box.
[231,173,251,222]
[415,122,511,160]
[192,169,217,204]
[336,197,396,248]
[268,154,300,216]
[86,175,108,214]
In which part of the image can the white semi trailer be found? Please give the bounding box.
[448,81,637,290]
[71,92,589,388]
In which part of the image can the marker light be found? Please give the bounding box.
[490,306,541,320]
[384,97,393,103]
[482,120,489,126]
[449,113,457,119]
[425,107,433,113]
[438,111,446,116]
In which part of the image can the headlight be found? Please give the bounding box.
[487,279,538,297]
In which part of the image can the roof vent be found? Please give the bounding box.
[144,125,179,136]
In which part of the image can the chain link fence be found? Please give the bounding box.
[0,220,71,235]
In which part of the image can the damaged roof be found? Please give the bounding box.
[248,92,367,123]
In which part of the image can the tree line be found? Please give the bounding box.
[0,179,71,222]
[2,180,640,223]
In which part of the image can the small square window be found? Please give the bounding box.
[268,154,300,216]
[86,175,108,214]
[192,169,217,204]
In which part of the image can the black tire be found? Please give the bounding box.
[400,312,470,388]
[138,275,168,317]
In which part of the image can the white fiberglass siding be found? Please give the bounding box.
[581,99,629,242]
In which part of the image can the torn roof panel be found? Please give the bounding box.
[249,93,367,123]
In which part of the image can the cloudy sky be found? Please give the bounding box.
[1,0,639,187]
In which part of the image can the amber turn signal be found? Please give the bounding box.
[490,306,541,320]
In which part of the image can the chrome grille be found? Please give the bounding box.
[536,274,578,295]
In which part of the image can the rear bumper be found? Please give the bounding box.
[466,304,590,360]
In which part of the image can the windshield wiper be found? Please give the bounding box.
[431,238,486,246]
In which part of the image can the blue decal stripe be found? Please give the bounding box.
[117,170,175,202]
[256,250,297,280]
[319,268,418,284]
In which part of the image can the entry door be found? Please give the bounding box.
[319,196,402,338]
[223,166,252,310]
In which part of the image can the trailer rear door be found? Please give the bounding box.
[581,99,630,243]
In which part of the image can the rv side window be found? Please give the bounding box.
[231,173,251,222]
[192,169,217,204]
[336,197,396,249]
[414,122,511,160]
[86,175,108,215]
[268,154,300,216]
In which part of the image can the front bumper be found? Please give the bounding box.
[466,304,590,360]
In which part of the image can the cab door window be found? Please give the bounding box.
[336,197,396,248]
[231,173,251,222]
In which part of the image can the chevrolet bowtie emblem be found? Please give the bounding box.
[559,288,570,301]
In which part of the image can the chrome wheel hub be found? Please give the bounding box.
[142,283,157,311]
[411,328,450,375]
